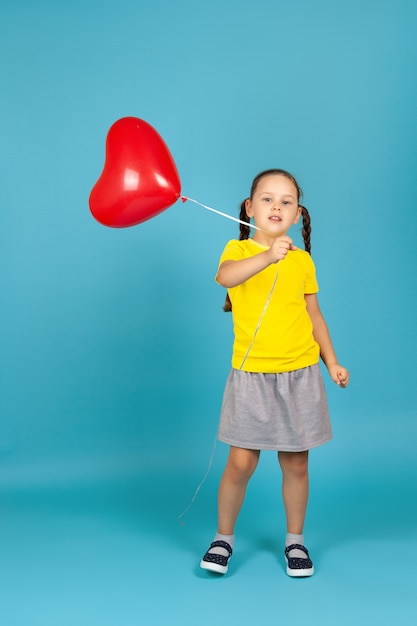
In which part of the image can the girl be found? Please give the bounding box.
[200,169,349,577]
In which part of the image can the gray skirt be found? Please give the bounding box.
[218,364,331,452]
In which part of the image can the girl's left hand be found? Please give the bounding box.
[327,364,350,388]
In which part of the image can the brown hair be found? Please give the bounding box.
[223,169,312,312]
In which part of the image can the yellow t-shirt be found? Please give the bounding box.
[218,238,320,373]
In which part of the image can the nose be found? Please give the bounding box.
[272,204,280,211]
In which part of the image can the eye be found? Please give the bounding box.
[263,197,272,202]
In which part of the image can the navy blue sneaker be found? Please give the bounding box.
[285,544,314,577]
[200,540,233,575]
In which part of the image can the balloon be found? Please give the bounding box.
[89,117,181,228]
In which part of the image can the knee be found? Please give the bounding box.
[227,449,259,482]
[279,451,309,479]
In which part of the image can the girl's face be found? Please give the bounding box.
[245,174,301,245]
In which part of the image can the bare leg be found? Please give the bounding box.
[217,446,260,535]
[278,450,314,576]
[200,447,259,573]
[278,450,309,534]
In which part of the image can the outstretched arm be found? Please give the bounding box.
[305,293,349,388]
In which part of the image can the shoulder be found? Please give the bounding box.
[219,239,257,261]
[291,248,316,269]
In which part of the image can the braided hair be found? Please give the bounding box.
[223,169,312,312]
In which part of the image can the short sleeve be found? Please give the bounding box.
[304,254,319,294]
[215,240,246,283]
[218,240,245,265]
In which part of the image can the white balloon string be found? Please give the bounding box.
[177,430,218,526]
[177,262,280,526]
[181,196,263,232]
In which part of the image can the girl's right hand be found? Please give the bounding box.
[217,237,297,287]
[267,236,297,263]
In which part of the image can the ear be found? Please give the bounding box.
[293,205,302,225]
[245,198,253,218]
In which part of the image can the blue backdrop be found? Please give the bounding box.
[1,1,416,624]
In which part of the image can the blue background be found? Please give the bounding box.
[1,0,416,624]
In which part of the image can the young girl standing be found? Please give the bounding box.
[200,169,349,577]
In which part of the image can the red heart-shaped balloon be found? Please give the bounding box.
[89,117,181,228]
